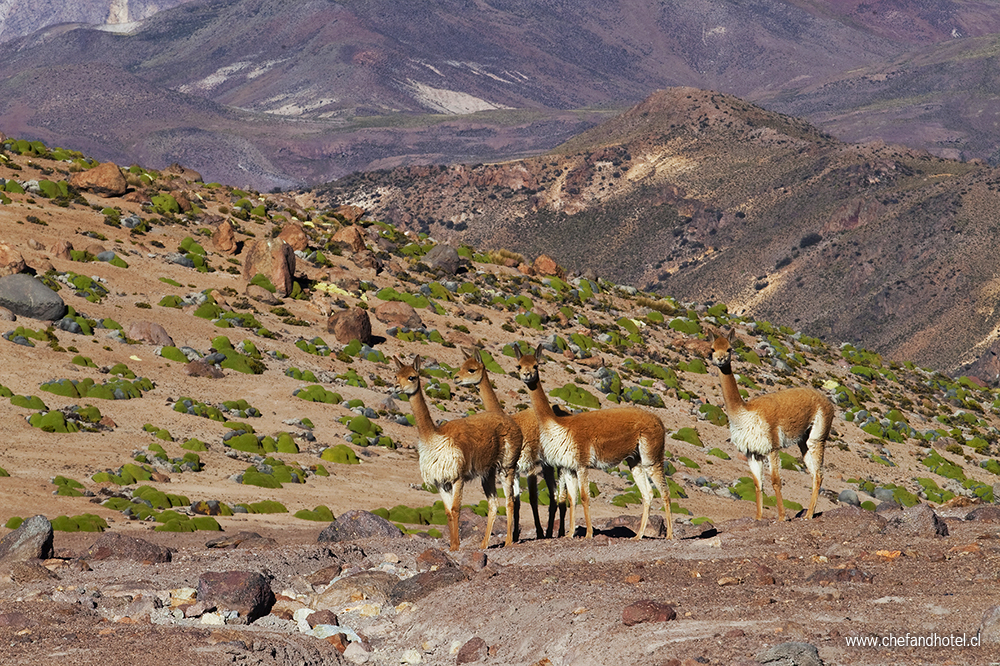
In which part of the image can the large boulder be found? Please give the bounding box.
[198,571,275,622]
[241,238,296,297]
[331,225,367,253]
[0,274,66,320]
[211,219,238,255]
[422,244,461,275]
[69,162,127,197]
[0,516,53,564]
[373,301,423,329]
[0,242,26,277]
[327,307,372,345]
[277,223,309,252]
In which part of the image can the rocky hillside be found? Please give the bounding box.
[2,134,1000,665]
[5,0,1000,188]
[317,87,1000,376]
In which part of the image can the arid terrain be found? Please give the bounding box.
[1,139,999,665]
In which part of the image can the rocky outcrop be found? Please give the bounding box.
[327,307,373,345]
[0,242,26,276]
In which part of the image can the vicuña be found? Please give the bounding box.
[514,344,673,540]
[394,355,522,551]
[455,347,565,540]
[707,327,834,521]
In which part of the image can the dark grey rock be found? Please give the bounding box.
[837,489,860,506]
[0,515,53,563]
[887,503,949,538]
[388,566,467,605]
[422,244,461,274]
[0,274,66,321]
[317,509,403,542]
[756,641,824,666]
[965,505,1000,522]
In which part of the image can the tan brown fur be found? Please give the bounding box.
[394,355,522,551]
[514,344,673,540]
[455,348,565,539]
[707,328,834,521]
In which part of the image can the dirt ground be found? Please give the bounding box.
[1,147,1000,665]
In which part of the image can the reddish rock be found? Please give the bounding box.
[241,238,296,297]
[127,321,174,346]
[334,205,365,223]
[86,533,171,564]
[197,571,275,623]
[0,242,26,276]
[326,633,349,653]
[211,220,237,254]
[532,254,564,277]
[69,162,127,196]
[331,225,367,253]
[354,250,384,273]
[123,190,150,204]
[327,307,373,345]
[186,359,225,378]
[278,223,309,252]
[621,600,676,626]
[373,300,423,329]
[415,548,456,572]
[84,243,106,257]
[457,637,488,664]
[518,263,535,276]
[307,609,339,628]
[173,191,193,213]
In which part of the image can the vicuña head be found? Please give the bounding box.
[393,354,522,551]
[707,327,834,522]
[514,343,673,540]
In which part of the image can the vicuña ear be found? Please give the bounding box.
[726,327,736,343]
[472,348,483,363]
[513,344,523,360]
[707,329,717,343]
[393,356,404,369]
[461,347,472,360]
[413,355,422,371]
[534,343,544,360]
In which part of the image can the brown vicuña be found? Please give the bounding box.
[455,347,565,540]
[394,355,522,551]
[514,344,673,540]
[707,327,834,521]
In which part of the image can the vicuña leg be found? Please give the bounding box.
[578,466,593,538]
[768,449,785,521]
[480,470,499,550]
[803,439,825,520]
[501,469,517,546]
[563,469,581,537]
[440,478,465,552]
[746,454,766,521]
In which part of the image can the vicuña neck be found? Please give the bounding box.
[478,374,505,414]
[717,362,747,413]
[407,384,437,436]
[525,377,558,424]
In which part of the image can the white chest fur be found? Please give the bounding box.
[418,434,464,484]
[538,421,581,469]
[729,410,778,457]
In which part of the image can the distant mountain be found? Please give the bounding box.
[316,87,1000,375]
[0,0,192,42]
[4,0,1000,189]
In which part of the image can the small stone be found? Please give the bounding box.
[197,571,275,623]
[308,609,338,628]
[979,605,1000,644]
[86,533,171,564]
[389,567,467,605]
[456,636,487,664]
[755,641,824,666]
[400,649,423,664]
[317,509,403,542]
[127,321,174,347]
[327,307,373,345]
[621,600,676,626]
[343,641,371,664]
[326,632,349,653]
[415,548,455,571]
